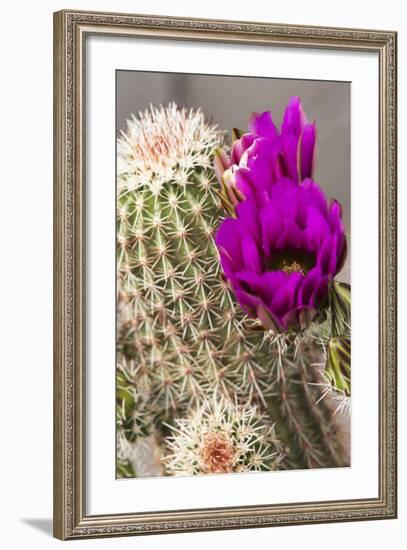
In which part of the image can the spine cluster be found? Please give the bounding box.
[163,394,284,476]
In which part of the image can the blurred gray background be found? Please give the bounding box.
[117,71,350,282]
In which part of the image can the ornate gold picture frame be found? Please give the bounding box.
[53,9,397,540]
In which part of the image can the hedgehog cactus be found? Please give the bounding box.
[116,101,350,478]
[117,104,277,472]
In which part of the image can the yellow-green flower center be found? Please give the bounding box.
[268,249,315,276]
[280,259,305,275]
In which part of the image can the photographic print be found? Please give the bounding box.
[116,71,351,479]
[54,10,396,539]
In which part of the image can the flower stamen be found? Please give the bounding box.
[268,249,315,276]
[281,259,305,275]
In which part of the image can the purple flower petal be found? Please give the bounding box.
[245,138,275,191]
[235,197,261,243]
[318,235,338,275]
[278,219,304,250]
[328,200,345,259]
[233,286,263,317]
[241,236,262,274]
[270,272,303,318]
[305,206,330,252]
[235,271,285,307]
[299,123,316,180]
[336,235,348,274]
[215,218,243,271]
[230,133,256,165]
[301,179,328,216]
[241,133,256,150]
[298,267,323,307]
[234,167,256,200]
[249,111,278,139]
[231,140,244,165]
[260,201,284,257]
[281,96,307,138]
[280,134,299,181]
[311,275,329,308]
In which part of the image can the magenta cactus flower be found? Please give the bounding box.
[214,96,316,208]
[215,177,347,332]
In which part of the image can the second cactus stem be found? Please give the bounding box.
[265,333,350,470]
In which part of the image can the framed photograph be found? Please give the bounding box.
[53,9,397,540]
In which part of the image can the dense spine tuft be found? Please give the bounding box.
[163,394,284,476]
